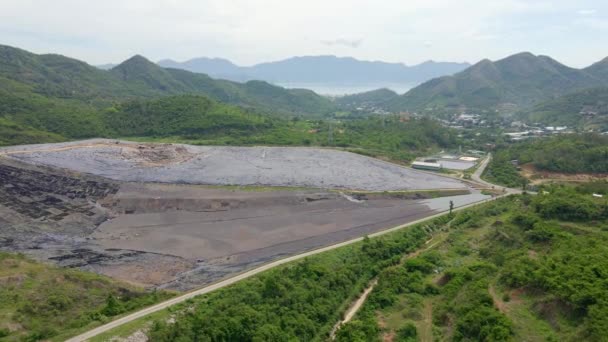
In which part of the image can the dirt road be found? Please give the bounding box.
[65,193,501,342]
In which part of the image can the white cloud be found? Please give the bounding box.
[321,39,363,48]
[577,9,597,15]
[0,0,606,67]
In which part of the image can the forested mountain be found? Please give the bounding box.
[389,52,608,112]
[585,57,608,80]
[522,87,608,128]
[0,44,335,116]
[158,55,470,84]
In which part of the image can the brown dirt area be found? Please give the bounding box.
[521,163,608,185]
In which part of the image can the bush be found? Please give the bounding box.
[396,322,418,341]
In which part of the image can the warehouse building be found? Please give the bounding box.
[411,161,442,171]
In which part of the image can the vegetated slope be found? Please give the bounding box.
[521,87,608,129]
[113,99,460,162]
[483,134,608,187]
[0,118,64,146]
[104,95,273,138]
[0,252,173,341]
[585,57,608,81]
[390,52,608,112]
[0,45,130,101]
[334,88,400,110]
[158,55,471,84]
[1,84,460,162]
[336,191,608,341]
[0,44,335,116]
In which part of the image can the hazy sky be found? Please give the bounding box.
[1,0,607,67]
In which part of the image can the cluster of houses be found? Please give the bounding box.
[504,125,574,140]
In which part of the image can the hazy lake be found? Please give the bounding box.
[275,82,415,96]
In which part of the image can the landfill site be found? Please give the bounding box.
[0,140,488,290]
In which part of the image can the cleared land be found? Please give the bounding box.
[0,141,485,292]
[1,139,466,191]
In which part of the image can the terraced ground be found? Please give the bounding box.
[0,140,487,292]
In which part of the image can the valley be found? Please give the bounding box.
[1,11,608,340]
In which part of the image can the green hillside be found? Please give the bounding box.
[390,52,608,112]
[114,96,459,162]
[0,44,335,116]
[484,134,608,187]
[522,87,608,129]
[585,57,608,81]
[337,190,608,341]
[0,252,173,341]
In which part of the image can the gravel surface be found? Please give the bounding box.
[3,139,466,191]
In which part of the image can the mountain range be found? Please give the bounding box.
[156,56,471,85]
[389,52,608,113]
[3,43,608,133]
[0,45,334,116]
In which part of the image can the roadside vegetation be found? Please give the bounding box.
[0,253,174,341]
[97,216,452,341]
[336,187,608,341]
[95,187,608,341]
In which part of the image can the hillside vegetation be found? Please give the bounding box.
[522,87,608,129]
[116,97,459,161]
[0,253,173,341]
[0,44,335,116]
[336,189,608,341]
[98,190,608,341]
[130,215,448,341]
[1,91,459,162]
[484,134,608,187]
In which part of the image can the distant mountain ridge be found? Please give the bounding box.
[157,55,471,86]
[0,44,334,116]
[389,52,608,112]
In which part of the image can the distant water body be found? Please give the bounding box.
[275,82,415,96]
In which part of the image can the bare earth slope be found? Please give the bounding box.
[1,139,465,191]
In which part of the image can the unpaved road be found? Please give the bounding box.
[66,147,506,342]
[330,279,378,339]
[65,193,499,342]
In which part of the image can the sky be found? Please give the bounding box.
[1,0,607,68]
